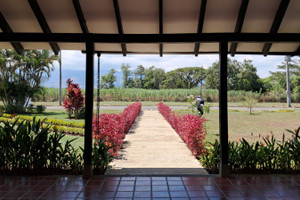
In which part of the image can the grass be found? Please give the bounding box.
[176,109,300,144]
[30,101,300,108]
[16,109,121,123]
[61,134,84,152]
[5,101,299,153]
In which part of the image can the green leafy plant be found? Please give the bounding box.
[187,95,197,113]
[91,139,113,174]
[36,105,46,114]
[242,93,258,114]
[0,117,83,174]
[200,126,300,173]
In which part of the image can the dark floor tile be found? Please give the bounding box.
[202,185,219,191]
[167,177,181,181]
[168,180,183,186]
[136,180,151,185]
[100,186,118,192]
[134,191,151,198]
[186,185,203,191]
[187,190,206,197]
[115,191,133,198]
[133,198,151,200]
[21,191,44,198]
[117,186,134,192]
[98,191,116,197]
[170,191,188,198]
[119,181,135,186]
[152,185,168,191]
[152,180,167,185]
[205,190,225,198]
[121,177,136,181]
[135,185,151,191]
[152,191,170,198]
[169,185,186,191]
[151,177,166,181]
[222,190,243,198]
[136,177,151,181]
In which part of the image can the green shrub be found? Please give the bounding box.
[36,105,46,114]
[91,139,113,174]
[200,126,300,173]
[0,117,114,174]
[0,118,83,174]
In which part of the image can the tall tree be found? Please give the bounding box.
[162,67,206,89]
[0,50,58,113]
[205,58,263,92]
[121,64,132,88]
[268,59,300,95]
[100,69,117,89]
[143,66,165,89]
[133,65,145,88]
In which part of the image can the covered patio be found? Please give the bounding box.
[0,0,299,180]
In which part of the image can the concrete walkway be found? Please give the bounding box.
[105,110,208,175]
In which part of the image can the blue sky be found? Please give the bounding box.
[43,50,287,88]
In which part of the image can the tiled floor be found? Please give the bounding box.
[0,175,299,200]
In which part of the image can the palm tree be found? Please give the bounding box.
[0,49,58,113]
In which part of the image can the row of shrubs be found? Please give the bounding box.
[0,117,85,136]
[0,102,142,175]
[93,102,142,157]
[2,114,85,128]
[157,102,207,158]
[200,127,300,173]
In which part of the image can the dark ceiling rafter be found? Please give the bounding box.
[113,0,127,56]
[1,33,300,43]
[0,12,24,54]
[262,0,290,56]
[72,0,89,34]
[27,0,60,55]
[230,0,249,57]
[294,45,300,56]
[159,0,163,57]
[80,51,299,56]
[194,0,207,56]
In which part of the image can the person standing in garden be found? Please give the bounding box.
[196,95,205,116]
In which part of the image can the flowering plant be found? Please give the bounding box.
[93,102,141,157]
[158,102,206,158]
[63,78,85,119]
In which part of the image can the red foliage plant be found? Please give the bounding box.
[63,78,85,119]
[93,102,142,157]
[157,102,206,158]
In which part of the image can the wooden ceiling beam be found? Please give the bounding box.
[194,0,207,56]
[113,0,127,56]
[1,33,300,43]
[294,45,300,56]
[262,0,290,56]
[0,12,24,54]
[27,0,60,55]
[72,0,89,34]
[230,0,249,56]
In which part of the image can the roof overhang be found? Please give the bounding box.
[0,0,299,56]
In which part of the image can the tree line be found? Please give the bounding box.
[100,58,300,96]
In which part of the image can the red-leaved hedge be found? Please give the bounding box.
[157,102,206,158]
[93,102,142,157]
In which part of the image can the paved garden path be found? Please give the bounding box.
[105,110,208,175]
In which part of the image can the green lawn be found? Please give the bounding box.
[176,109,300,143]
[6,101,299,151]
